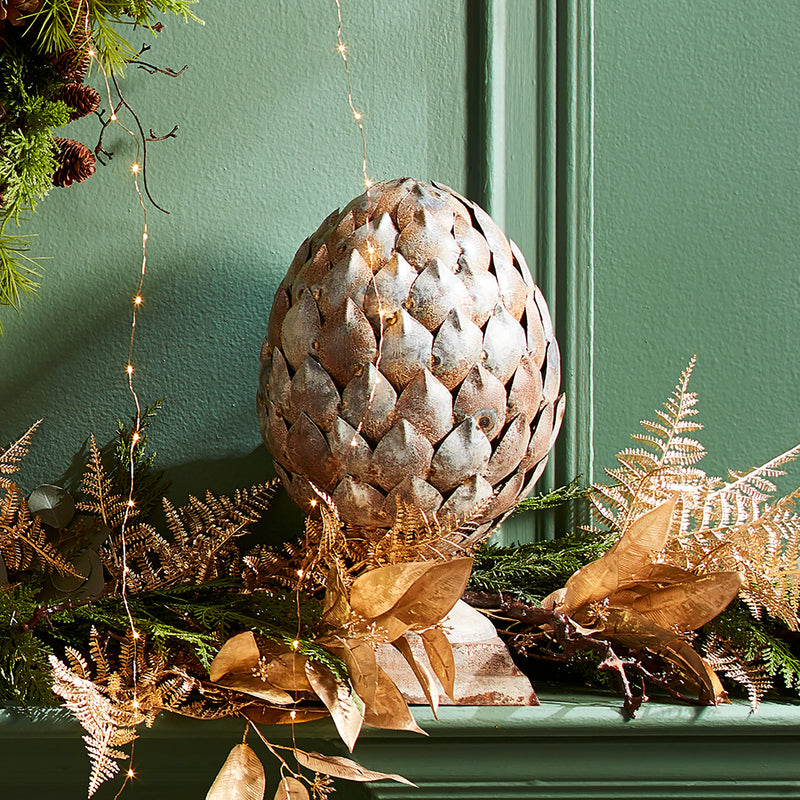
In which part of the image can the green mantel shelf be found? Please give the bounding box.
[3,693,800,799]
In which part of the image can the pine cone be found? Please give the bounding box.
[56,82,100,121]
[52,137,96,187]
[50,26,92,82]
[259,178,564,540]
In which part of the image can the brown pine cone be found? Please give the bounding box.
[52,137,96,188]
[50,25,92,82]
[56,82,100,121]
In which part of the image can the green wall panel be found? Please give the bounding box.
[0,0,468,502]
[592,0,800,487]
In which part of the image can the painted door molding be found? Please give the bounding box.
[467,0,595,540]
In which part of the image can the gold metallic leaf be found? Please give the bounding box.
[349,561,434,619]
[392,634,440,716]
[206,744,266,800]
[274,777,309,800]
[631,571,744,631]
[215,674,295,705]
[363,665,427,735]
[562,497,677,612]
[321,563,351,628]
[420,627,456,701]
[209,632,261,682]
[293,750,416,786]
[304,661,364,752]
[321,636,379,707]
[601,606,721,703]
[384,558,474,631]
[263,652,314,693]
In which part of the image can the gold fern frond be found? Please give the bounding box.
[76,436,130,529]
[0,421,41,484]
[703,632,774,711]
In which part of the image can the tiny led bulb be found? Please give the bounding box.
[110,113,117,121]
[364,178,374,189]
[132,630,140,639]
[127,769,135,779]
[134,295,143,305]
[87,48,96,58]
[297,569,304,578]
[126,364,134,375]
[131,163,140,174]
[132,432,141,443]
[142,232,148,241]
[309,498,317,507]
[353,111,362,121]
[132,698,139,708]
[127,499,135,508]
[337,43,346,54]
[289,709,297,719]
[292,640,299,650]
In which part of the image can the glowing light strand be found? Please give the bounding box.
[334,0,372,189]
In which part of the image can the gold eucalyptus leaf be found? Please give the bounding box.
[263,653,314,693]
[385,557,474,631]
[363,665,427,735]
[601,606,722,703]
[206,743,266,800]
[631,571,744,631]
[321,637,379,707]
[215,674,295,705]
[321,563,351,628]
[274,776,309,800]
[350,561,435,619]
[562,497,677,612]
[392,634,440,716]
[209,632,261,682]
[304,661,364,752]
[293,750,416,787]
[420,627,456,701]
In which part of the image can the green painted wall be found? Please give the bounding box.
[0,1,468,503]
[1,0,798,522]
[592,0,800,487]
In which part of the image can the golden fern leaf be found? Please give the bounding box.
[703,632,774,711]
[0,421,41,486]
[0,484,81,577]
[76,436,130,529]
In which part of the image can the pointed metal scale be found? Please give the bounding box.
[524,292,547,369]
[370,420,434,492]
[372,177,417,226]
[275,463,316,515]
[493,250,530,321]
[453,215,491,271]
[542,340,562,405]
[327,417,373,484]
[396,208,461,270]
[393,368,454,444]
[479,469,526,527]
[292,242,332,303]
[484,414,532,485]
[269,348,294,421]
[470,201,514,265]
[507,353,544,422]
[482,303,527,384]
[282,236,311,290]
[332,476,389,528]
[383,476,444,520]
[324,209,356,259]
[280,289,322,371]
[406,257,472,331]
[510,240,534,286]
[431,307,484,390]
[267,287,291,353]
[453,363,507,441]
[342,212,399,271]
[289,355,341,432]
[396,182,466,229]
[429,418,492,493]
[439,475,494,522]
[286,412,338,488]
[317,298,378,387]
[457,259,500,328]
[379,308,433,390]
[264,397,289,466]
[362,252,417,330]
[519,401,555,472]
[317,248,373,319]
[341,363,397,443]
